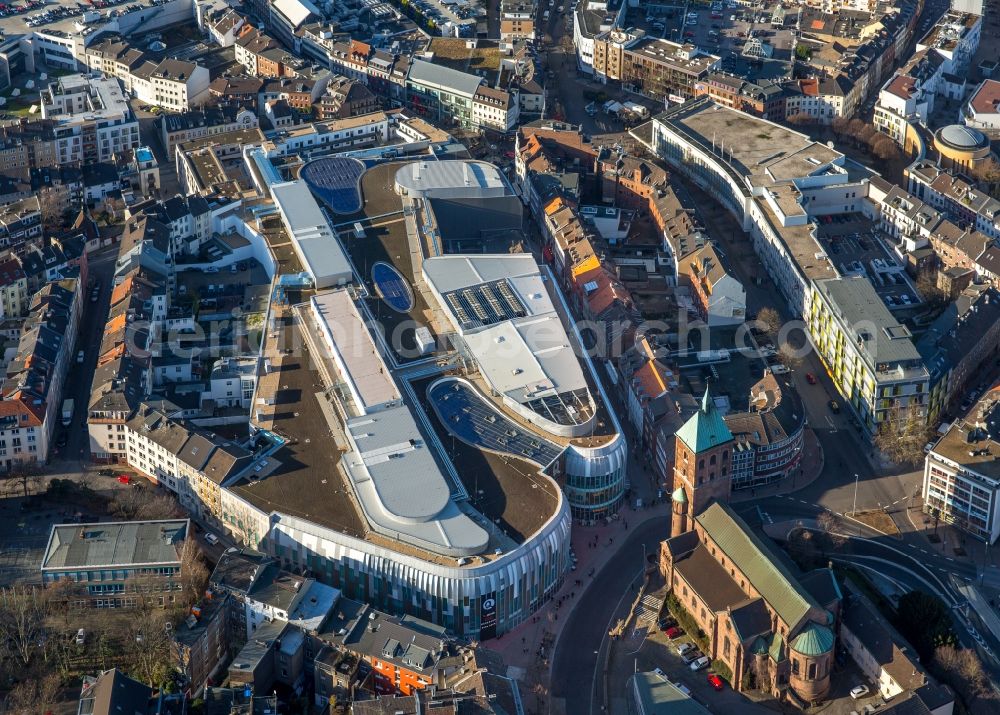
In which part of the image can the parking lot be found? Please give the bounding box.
[0,0,161,36]
[641,2,797,61]
[813,213,921,310]
[410,0,479,32]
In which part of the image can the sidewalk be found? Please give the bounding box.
[900,497,1000,586]
[489,427,826,712]
[488,501,670,715]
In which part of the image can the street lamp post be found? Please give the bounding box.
[851,473,859,517]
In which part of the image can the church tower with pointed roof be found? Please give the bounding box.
[670,386,735,537]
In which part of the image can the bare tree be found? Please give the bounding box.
[3,466,41,499]
[847,119,876,149]
[37,186,72,233]
[0,586,47,666]
[831,116,851,138]
[179,537,209,605]
[44,577,84,627]
[123,603,175,687]
[816,511,847,550]
[933,645,998,713]
[776,345,806,371]
[916,267,947,308]
[871,135,901,161]
[111,487,182,521]
[874,406,935,466]
[970,157,1000,189]
[4,672,62,715]
[755,307,781,340]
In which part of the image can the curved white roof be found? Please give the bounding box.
[343,406,489,556]
[938,124,987,150]
[423,255,597,436]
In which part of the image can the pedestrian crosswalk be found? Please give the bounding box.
[637,594,662,626]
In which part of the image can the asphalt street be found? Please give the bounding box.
[49,245,120,468]
[550,518,660,715]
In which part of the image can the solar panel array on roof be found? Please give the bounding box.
[443,279,526,330]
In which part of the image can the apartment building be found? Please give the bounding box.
[924,391,1000,543]
[158,103,259,158]
[132,58,211,112]
[234,28,300,78]
[316,76,379,120]
[0,280,81,468]
[963,79,1000,131]
[808,277,929,433]
[873,74,928,148]
[124,402,253,513]
[0,256,28,319]
[621,39,720,104]
[683,243,746,326]
[917,285,1000,421]
[500,0,536,47]
[695,73,786,122]
[906,161,1000,241]
[472,85,519,132]
[0,196,42,250]
[40,74,140,164]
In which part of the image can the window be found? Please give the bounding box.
[792,659,800,676]
[808,662,817,679]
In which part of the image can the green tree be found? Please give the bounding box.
[894,591,958,662]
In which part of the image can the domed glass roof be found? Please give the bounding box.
[672,487,688,504]
[937,124,988,150]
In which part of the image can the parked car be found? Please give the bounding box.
[707,673,724,691]
[75,628,85,645]
[98,468,116,477]
[805,372,817,385]
[689,656,710,671]
[116,475,131,484]
[681,649,702,664]
[676,642,696,657]
[204,532,219,545]
[76,350,85,363]
[674,681,692,696]
[850,684,870,699]
[664,626,684,640]
[657,615,677,630]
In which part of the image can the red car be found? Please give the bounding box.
[707,673,724,691]
[806,373,817,385]
[117,475,131,485]
[664,626,683,639]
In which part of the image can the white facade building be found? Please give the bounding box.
[40,74,140,163]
